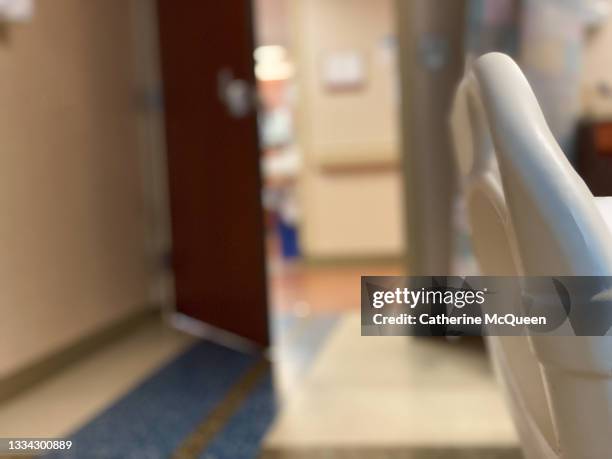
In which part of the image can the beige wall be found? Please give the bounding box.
[0,0,154,377]
[293,0,405,259]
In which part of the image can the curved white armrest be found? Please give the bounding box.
[594,197,612,234]
[459,53,612,459]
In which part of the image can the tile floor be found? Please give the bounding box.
[263,314,522,458]
[268,259,404,313]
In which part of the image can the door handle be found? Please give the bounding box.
[217,68,257,119]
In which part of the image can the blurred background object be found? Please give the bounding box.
[0,0,34,22]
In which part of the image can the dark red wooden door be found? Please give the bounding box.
[157,0,269,346]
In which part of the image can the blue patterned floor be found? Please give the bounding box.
[45,340,258,459]
[199,374,276,459]
[44,313,338,459]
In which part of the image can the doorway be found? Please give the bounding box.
[156,0,408,390]
[252,0,407,393]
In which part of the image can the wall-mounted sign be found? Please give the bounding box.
[0,0,34,22]
[321,50,366,92]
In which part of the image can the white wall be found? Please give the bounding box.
[0,0,154,377]
[293,0,405,259]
